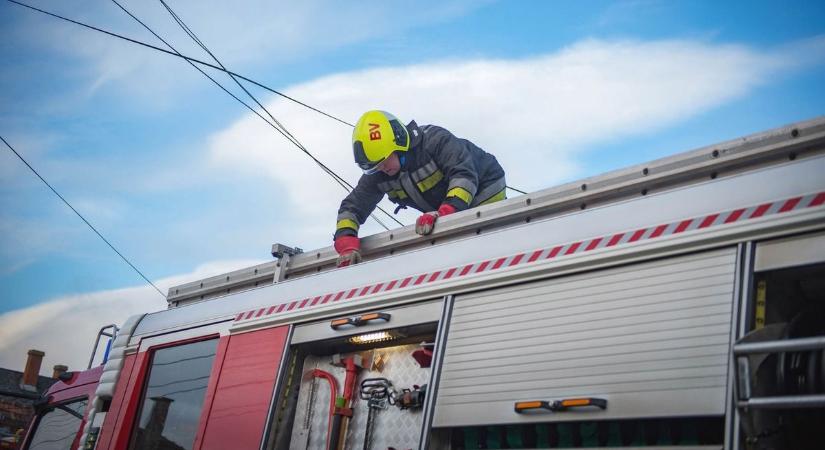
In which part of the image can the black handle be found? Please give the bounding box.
[330,312,391,330]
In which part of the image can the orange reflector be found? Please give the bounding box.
[331,318,350,326]
[515,401,543,410]
[360,313,380,321]
[561,398,591,407]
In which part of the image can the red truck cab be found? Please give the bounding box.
[18,366,102,450]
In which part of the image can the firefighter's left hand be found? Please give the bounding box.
[334,235,362,267]
[415,204,456,235]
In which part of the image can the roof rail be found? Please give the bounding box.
[167,116,825,307]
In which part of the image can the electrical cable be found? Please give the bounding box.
[7,0,516,222]
[4,0,354,128]
[154,0,399,228]
[159,0,301,147]
[156,0,528,204]
[0,135,167,299]
[107,0,399,230]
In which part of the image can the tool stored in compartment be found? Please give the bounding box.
[411,342,434,368]
[295,369,338,450]
[329,352,370,450]
[392,384,427,410]
[359,378,393,450]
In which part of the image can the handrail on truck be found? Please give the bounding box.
[87,324,119,369]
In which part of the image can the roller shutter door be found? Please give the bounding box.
[434,248,737,427]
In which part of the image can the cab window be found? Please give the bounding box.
[129,338,218,450]
[25,399,88,450]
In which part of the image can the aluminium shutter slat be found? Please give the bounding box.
[450,277,733,327]
[440,354,729,389]
[434,248,736,427]
[447,311,732,354]
[448,296,731,344]
[440,365,729,397]
[440,376,727,405]
[443,325,731,363]
[441,344,731,382]
[444,341,731,375]
[452,251,734,311]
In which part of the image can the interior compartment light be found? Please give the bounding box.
[348,331,398,345]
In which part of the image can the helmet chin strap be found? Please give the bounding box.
[398,153,406,167]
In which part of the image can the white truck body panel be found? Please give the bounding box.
[134,155,825,339]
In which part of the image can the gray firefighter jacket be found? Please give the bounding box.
[335,120,506,238]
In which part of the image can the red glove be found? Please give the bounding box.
[334,236,362,267]
[415,204,456,235]
[438,203,457,216]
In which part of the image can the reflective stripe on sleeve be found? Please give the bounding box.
[336,218,359,232]
[479,189,506,205]
[472,177,507,206]
[446,187,473,204]
[448,177,477,197]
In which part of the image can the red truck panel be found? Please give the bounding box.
[18,366,104,450]
[196,326,288,450]
[95,351,146,450]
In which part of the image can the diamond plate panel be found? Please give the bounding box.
[290,343,431,449]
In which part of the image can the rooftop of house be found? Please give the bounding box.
[0,368,56,398]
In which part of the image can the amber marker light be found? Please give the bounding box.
[514,401,550,412]
[357,312,391,324]
[514,398,607,413]
[560,398,592,407]
[330,318,352,330]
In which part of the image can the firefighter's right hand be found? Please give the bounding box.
[334,235,362,267]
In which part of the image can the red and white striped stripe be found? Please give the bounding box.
[234,191,825,322]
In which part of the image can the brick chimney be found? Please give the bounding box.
[52,365,69,379]
[21,349,45,390]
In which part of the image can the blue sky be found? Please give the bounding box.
[1,0,824,371]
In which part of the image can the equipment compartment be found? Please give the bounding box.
[292,342,431,449]
[735,232,825,450]
[435,248,737,427]
[266,301,441,450]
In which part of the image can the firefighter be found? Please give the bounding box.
[334,110,506,267]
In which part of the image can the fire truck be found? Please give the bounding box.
[20,117,825,450]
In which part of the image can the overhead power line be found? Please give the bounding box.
[5,0,354,128]
[154,2,529,200]
[107,0,401,229]
[6,0,525,217]
[0,135,167,299]
[153,0,397,230]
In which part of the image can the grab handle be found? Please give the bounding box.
[514,397,607,414]
[330,312,391,330]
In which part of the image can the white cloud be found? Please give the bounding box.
[20,0,487,107]
[0,258,264,373]
[207,38,790,244]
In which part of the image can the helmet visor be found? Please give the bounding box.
[360,157,387,175]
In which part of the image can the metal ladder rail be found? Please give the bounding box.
[733,335,825,409]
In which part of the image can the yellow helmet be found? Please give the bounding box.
[352,110,410,174]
